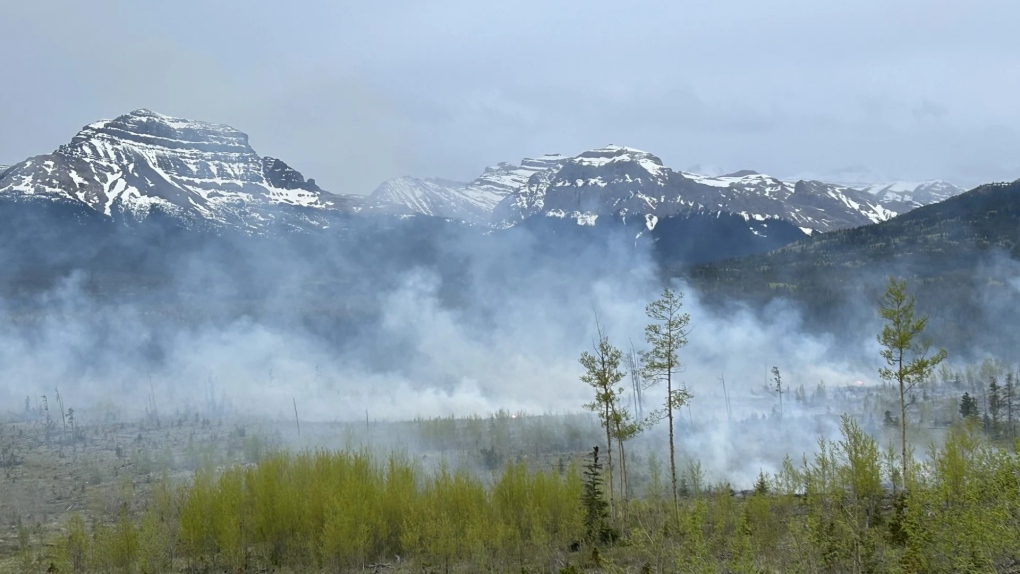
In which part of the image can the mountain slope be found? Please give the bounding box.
[365,154,564,225]
[365,177,477,221]
[493,145,895,234]
[857,180,965,213]
[0,109,361,232]
[678,172,896,232]
[690,179,1020,281]
[683,179,1020,354]
[503,207,807,267]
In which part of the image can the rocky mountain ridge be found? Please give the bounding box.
[0,109,362,232]
[0,109,966,243]
[371,146,963,234]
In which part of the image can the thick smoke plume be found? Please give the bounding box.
[0,218,1014,485]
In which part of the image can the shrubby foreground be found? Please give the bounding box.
[15,416,1016,574]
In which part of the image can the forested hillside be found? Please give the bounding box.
[682,180,1020,355]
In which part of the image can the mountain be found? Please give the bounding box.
[492,145,896,234]
[365,155,565,225]
[0,109,361,232]
[788,166,965,211]
[683,178,1020,354]
[0,109,1013,356]
[676,171,896,233]
[364,177,473,221]
[0,108,979,282]
[507,207,807,267]
[690,178,1020,285]
[856,180,965,212]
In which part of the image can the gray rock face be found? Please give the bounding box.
[493,145,903,234]
[262,156,322,192]
[493,146,691,226]
[0,109,361,231]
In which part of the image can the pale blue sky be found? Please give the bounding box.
[3,0,1019,192]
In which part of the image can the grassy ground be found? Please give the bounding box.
[0,365,1015,573]
[0,408,604,573]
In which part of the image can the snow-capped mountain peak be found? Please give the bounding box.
[857,180,965,210]
[470,154,565,194]
[365,154,566,225]
[361,144,964,234]
[0,110,969,243]
[493,144,685,227]
[573,145,667,179]
[0,109,360,231]
[784,166,965,210]
[491,145,927,232]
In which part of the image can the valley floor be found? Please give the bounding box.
[0,405,1017,573]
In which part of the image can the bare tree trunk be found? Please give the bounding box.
[617,435,628,522]
[721,374,732,424]
[899,353,908,485]
[668,371,678,513]
[56,388,67,441]
[1007,379,1012,439]
[1007,373,1015,440]
[779,383,783,419]
[604,402,615,521]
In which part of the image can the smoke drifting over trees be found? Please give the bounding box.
[0,207,1017,485]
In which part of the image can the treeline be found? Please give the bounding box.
[953,368,1019,441]
[32,416,1020,573]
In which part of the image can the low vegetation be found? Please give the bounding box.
[4,416,1015,573]
[2,279,1018,572]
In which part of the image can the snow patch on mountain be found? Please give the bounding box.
[0,110,966,242]
[366,154,565,225]
[858,180,965,209]
[0,109,361,231]
[574,145,667,180]
[365,177,485,223]
[493,145,920,235]
[785,166,965,210]
[645,213,658,231]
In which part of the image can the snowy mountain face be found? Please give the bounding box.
[493,146,686,227]
[0,109,361,232]
[491,145,900,235]
[367,147,965,234]
[0,108,965,247]
[857,180,965,212]
[365,154,564,225]
[789,167,965,211]
[364,177,477,222]
[678,174,897,232]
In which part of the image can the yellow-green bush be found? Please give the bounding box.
[48,419,1020,573]
[156,449,584,570]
